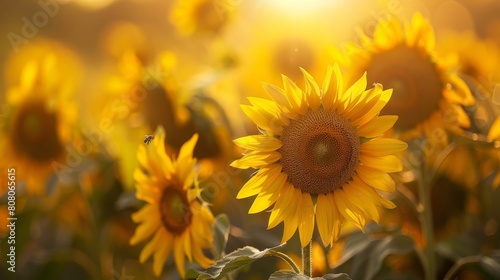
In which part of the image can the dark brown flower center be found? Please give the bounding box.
[159,186,192,234]
[279,109,360,194]
[274,39,314,79]
[11,100,63,162]
[365,44,443,130]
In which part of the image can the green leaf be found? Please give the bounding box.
[269,270,309,280]
[333,233,415,280]
[268,271,352,280]
[213,214,230,259]
[320,273,351,280]
[197,244,285,280]
[443,255,500,280]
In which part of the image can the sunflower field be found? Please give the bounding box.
[2,0,500,279]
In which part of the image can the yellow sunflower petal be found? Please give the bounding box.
[316,193,335,246]
[281,188,302,244]
[241,104,283,135]
[344,178,381,223]
[350,87,392,126]
[152,229,173,277]
[342,72,367,106]
[298,192,315,248]
[262,82,294,115]
[360,138,408,157]
[248,172,287,214]
[268,182,296,229]
[355,165,396,192]
[230,150,281,169]
[359,154,403,173]
[248,97,290,126]
[488,117,500,141]
[177,133,198,164]
[193,245,214,268]
[130,216,161,245]
[139,228,171,264]
[182,230,193,262]
[334,191,365,230]
[356,115,398,138]
[174,236,187,277]
[443,74,474,106]
[237,164,281,199]
[300,67,321,111]
[282,74,307,114]
[131,204,158,223]
[322,64,343,110]
[233,135,282,152]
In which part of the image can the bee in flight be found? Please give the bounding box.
[143,135,155,145]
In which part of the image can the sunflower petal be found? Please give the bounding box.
[241,104,283,135]
[173,237,186,277]
[488,117,500,141]
[298,193,315,248]
[322,64,343,110]
[360,138,408,157]
[233,135,282,152]
[268,182,295,229]
[357,115,398,138]
[356,166,396,192]
[316,193,334,246]
[301,67,321,111]
[281,188,302,244]
[237,164,281,199]
[152,229,173,276]
[230,150,281,169]
[359,154,403,173]
[248,172,287,213]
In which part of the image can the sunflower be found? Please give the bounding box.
[336,13,474,139]
[2,43,79,195]
[169,0,233,35]
[130,127,214,277]
[231,65,407,247]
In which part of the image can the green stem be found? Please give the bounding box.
[302,242,312,277]
[417,169,436,280]
[267,250,301,274]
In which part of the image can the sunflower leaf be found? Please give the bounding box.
[212,214,230,259]
[269,270,309,279]
[268,270,352,280]
[331,232,415,280]
[197,244,285,280]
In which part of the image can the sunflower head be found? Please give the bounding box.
[337,13,474,137]
[2,43,79,195]
[130,126,214,277]
[231,65,407,247]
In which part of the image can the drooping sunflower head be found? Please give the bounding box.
[231,65,407,247]
[337,13,474,137]
[2,45,79,195]
[130,126,214,277]
[169,0,233,35]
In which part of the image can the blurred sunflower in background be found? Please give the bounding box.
[130,126,214,277]
[235,14,333,101]
[231,65,407,247]
[336,13,475,141]
[1,41,80,195]
[99,46,234,190]
[169,0,235,36]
